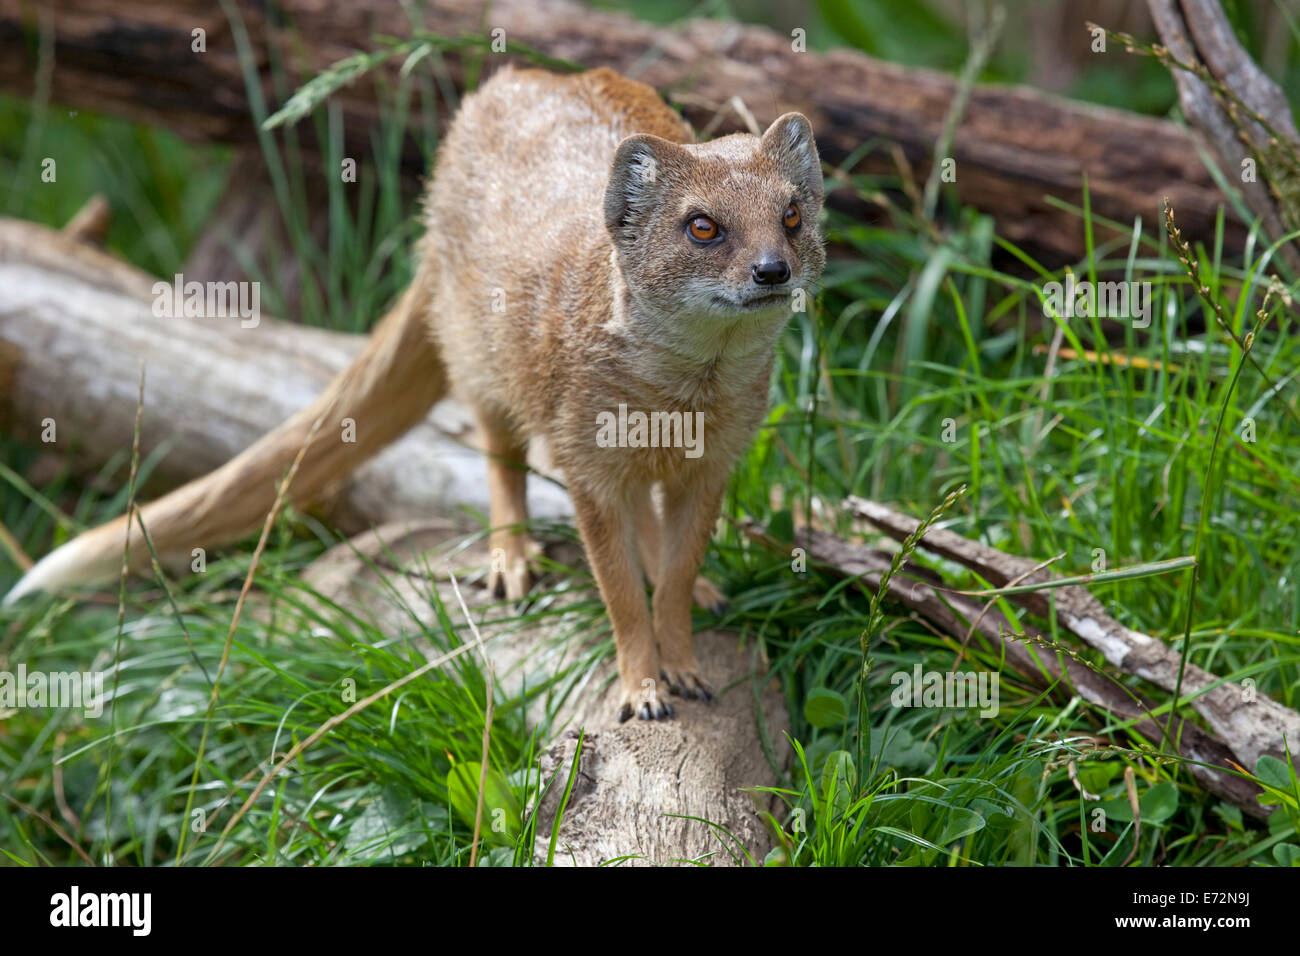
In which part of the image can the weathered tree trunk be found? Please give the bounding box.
[1145,0,1300,270]
[0,0,1246,262]
[0,216,573,538]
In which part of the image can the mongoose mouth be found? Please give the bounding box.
[715,291,790,312]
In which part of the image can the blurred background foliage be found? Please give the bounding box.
[2,0,1298,283]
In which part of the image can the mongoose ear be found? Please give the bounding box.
[605,134,685,235]
[761,112,823,206]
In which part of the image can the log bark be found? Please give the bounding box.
[0,0,1246,263]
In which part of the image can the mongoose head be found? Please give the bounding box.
[604,113,825,323]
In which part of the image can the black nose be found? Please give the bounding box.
[751,257,791,285]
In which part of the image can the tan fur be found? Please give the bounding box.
[7,66,826,722]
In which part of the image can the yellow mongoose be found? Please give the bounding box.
[5,66,826,721]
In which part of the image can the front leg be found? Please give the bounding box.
[637,485,729,615]
[569,487,674,722]
[652,474,727,702]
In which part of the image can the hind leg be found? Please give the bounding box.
[480,413,534,601]
[636,486,728,614]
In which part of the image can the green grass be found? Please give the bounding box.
[3,2,1300,867]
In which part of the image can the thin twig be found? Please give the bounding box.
[4,794,95,866]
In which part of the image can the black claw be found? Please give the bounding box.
[624,698,675,720]
[659,671,720,702]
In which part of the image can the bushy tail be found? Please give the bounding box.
[4,270,446,604]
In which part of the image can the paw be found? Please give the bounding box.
[617,691,675,723]
[659,666,716,702]
[488,547,534,602]
[692,575,728,616]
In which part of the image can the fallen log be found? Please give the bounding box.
[743,520,1268,818]
[846,495,1300,775]
[0,216,573,548]
[801,495,1299,820]
[0,0,1246,263]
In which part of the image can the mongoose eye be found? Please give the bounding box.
[783,203,801,230]
[687,216,720,243]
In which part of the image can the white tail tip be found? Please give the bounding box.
[3,536,121,606]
